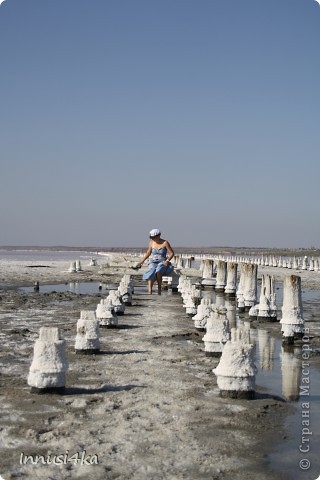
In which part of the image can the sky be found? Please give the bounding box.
[0,0,319,248]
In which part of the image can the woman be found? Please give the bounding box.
[137,228,174,295]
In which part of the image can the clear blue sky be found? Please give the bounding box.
[0,0,319,248]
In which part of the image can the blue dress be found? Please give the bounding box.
[143,246,174,281]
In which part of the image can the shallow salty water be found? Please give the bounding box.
[0,249,99,263]
[21,281,110,295]
[192,287,320,479]
[252,332,320,479]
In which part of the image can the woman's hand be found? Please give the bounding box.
[132,263,142,270]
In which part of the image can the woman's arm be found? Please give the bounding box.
[138,242,153,265]
[164,240,174,264]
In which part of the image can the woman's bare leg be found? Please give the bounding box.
[148,279,155,294]
[156,272,162,295]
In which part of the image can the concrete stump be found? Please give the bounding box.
[185,296,198,316]
[257,274,277,321]
[28,327,68,394]
[118,283,133,306]
[108,290,125,315]
[178,274,188,293]
[202,306,230,356]
[280,275,304,344]
[242,263,258,310]
[170,271,180,292]
[215,260,227,292]
[201,259,216,287]
[301,256,308,270]
[96,299,118,327]
[75,260,82,272]
[184,258,192,269]
[192,298,212,331]
[236,265,245,313]
[224,262,237,297]
[213,338,257,399]
[118,275,133,305]
[68,261,76,273]
[175,255,184,269]
[75,311,100,354]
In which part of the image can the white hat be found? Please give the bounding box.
[149,228,161,237]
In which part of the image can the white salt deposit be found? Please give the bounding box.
[280,275,304,341]
[213,339,257,396]
[27,327,68,390]
[202,306,230,356]
[75,310,100,352]
[215,260,227,292]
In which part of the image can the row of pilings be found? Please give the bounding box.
[27,274,134,393]
[26,253,306,402]
[172,256,305,345]
[174,254,307,400]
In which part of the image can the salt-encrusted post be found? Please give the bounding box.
[185,296,198,316]
[224,262,238,297]
[175,256,184,269]
[193,297,212,331]
[118,279,133,306]
[280,275,304,345]
[257,274,277,321]
[96,298,118,328]
[75,311,100,354]
[215,260,227,292]
[89,257,97,266]
[242,263,258,311]
[28,327,68,394]
[108,290,125,315]
[75,260,82,272]
[236,264,245,313]
[213,328,257,399]
[170,271,180,292]
[202,306,230,356]
[184,258,192,269]
[69,261,76,273]
[301,256,308,270]
[201,259,216,287]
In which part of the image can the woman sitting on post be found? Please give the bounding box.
[137,229,174,295]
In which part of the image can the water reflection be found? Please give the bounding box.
[256,329,275,371]
[204,288,304,402]
[280,345,302,401]
[215,292,225,308]
[225,298,237,330]
[21,281,105,295]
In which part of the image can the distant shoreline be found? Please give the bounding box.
[1,245,319,256]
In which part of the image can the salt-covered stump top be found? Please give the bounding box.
[75,310,100,354]
[213,339,257,399]
[214,341,257,378]
[28,326,68,394]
